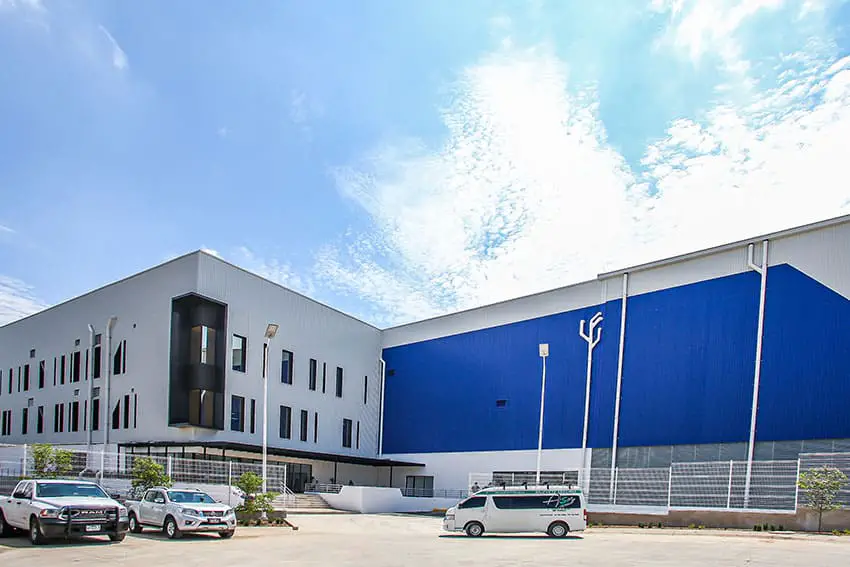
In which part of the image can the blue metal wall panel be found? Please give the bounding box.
[617,272,760,447]
[758,265,850,442]
[382,264,850,455]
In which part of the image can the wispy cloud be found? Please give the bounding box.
[315,3,850,326]
[232,247,316,297]
[0,224,14,234]
[98,25,128,70]
[0,275,47,326]
[0,0,45,12]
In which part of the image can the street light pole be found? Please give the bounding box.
[262,324,279,495]
[100,316,117,481]
[535,343,549,486]
[86,324,95,455]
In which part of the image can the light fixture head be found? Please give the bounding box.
[107,316,118,331]
[538,343,549,357]
[265,323,279,339]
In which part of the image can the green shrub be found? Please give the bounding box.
[131,457,172,494]
[30,444,73,479]
[754,525,762,531]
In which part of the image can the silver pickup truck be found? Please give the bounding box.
[126,487,236,539]
[0,479,129,545]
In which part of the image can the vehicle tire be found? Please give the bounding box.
[464,521,484,537]
[0,510,10,538]
[129,513,143,534]
[29,517,47,546]
[164,516,182,540]
[109,532,126,543]
[547,521,569,538]
[219,530,234,539]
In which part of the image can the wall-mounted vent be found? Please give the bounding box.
[496,399,508,408]
[28,398,34,407]
[29,349,36,359]
[93,387,101,397]
[75,339,80,347]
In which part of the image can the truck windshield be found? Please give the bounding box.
[167,491,217,504]
[36,483,109,498]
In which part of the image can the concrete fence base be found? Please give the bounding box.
[588,508,850,532]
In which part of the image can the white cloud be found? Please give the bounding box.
[98,25,128,70]
[217,127,229,139]
[232,247,316,297]
[0,224,14,234]
[316,13,850,326]
[0,0,45,12]
[0,275,47,326]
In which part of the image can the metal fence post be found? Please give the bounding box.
[228,461,233,507]
[726,460,734,509]
[793,458,801,511]
[666,466,673,508]
[22,444,28,478]
[283,464,288,508]
[613,468,619,505]
[167,456,173,480]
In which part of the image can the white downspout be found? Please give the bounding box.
[579,312,603,489]
[610,273,628,502]
[87,324,95,454]
[744,240,769,508]
[378,357,387,457]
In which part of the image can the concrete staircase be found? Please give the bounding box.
[273,492,345,513]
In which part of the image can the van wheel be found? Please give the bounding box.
[465,522,484,537]
[548,521,569,538]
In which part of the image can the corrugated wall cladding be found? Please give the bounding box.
[382,263,850,455]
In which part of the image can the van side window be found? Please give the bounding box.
[493,494,582,509]
[458,496,486,509]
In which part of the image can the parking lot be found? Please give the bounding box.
[1,513,849,566]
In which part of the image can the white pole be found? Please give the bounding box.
[667,465,673,508]
[579,313,603,489]
[262,338,270,494]
[283,464,288,509]
[86,325,95,453]
[167,455,173,479]
[22,444,28,477]
[101,316,116,482]
[613,468,619,505]
[610,273,628,501]
[228,461,233,506]
[378,358,387,456]
[793,458,801,511]
[744,241,769,508]
[726,460,734,509]
[535,345,549,486]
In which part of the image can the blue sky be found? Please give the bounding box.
[2,0,850,327]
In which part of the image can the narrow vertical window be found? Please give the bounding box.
[231,395,245,432]
[8,367,12,394]
[23,364,30,391]
[53,359,56,386]
[92,399,100,432]
[313,413,318,443]
[72,351,81,382]
[308,359,318,391]
[322,363,327,393]
[53,404,59,433]
[356,420,360,450]
[280,349,293,384]
[84,400,88,431]
[123,394,130,429]
[71,401,80,432]
[250,399,256,434]
[342,419,352,448]
[36,406,44,434]
[17,366,21,392]
[60,355,66,385]
[85,350,89,381]
[21,407,28,435]
[38,360,45,389]
[112,400,120,430]
[300,409,308,442]
[279,405,292,439]
[232,335,247,372]
[364,375,368,405]
[335,367,344,398]
[113,341,126,375]
[133,394,138,428]
[93,334,102,378]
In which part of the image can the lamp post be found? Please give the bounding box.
[535,343,549,486]
[86,324,95,455]
[262,323,279,495]
[100,316,117,481]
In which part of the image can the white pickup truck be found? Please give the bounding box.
[126,487,236,539]
[0,479,129,545]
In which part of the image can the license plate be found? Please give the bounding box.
[85,524,100,532]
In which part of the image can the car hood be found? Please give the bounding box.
[174,502,231,511]
[35,497,122,509]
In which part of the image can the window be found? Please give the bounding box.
[93,334,102,379]
[53,358,56,386]
[113,340,127,375]
[8,367,11,394]
[36,406,44,434]
[188,389,216,428]
[72,351,81,382]
[231,395,245,432]
[279,406,292,439]
[250,399,256,434]
[262,343,268,378]
[123,394,130,429]
[0,410,10,436]
[356,420,360,449]
[300,410,308,442]
[308,359,318,391]
[53,403,64,433]
[112,400,120,430]
[84,400,88,430]
[363,375,368,404]
[70,401,80,432]
[29,348,36,358]
[21,408,28,435]
[23,364,30,391]
[133,394,138,428]
[335,367,344,398]
[281,350,293,384]
[17,366,20,392]
[322,363,327,393]
[191,326,215,365]
[492,495,582,510]
[313,412,318,443]
[91,398,100,432]
[232,335,247,372]
[404,475,434,497]
[458,497,486,509]
[85,350,88,381]
[0,369,2,397]
[38,361,45,389]
[342,418,353,448]
[60,355,66,385]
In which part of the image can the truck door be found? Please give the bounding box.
[142,490,166,526]
[10,481,33,527]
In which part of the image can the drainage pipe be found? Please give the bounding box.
[610,273,628,501]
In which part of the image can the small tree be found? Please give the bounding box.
[798,465,848,532]
[30,444,73,479]
[131,457,172,496]
[234,471,276,515]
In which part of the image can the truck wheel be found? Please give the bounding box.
[29,517,47,546]
[547,521,569,538]
[109,532,126,542]
[164,516,182,540]
[464,521,484,537]
[129,513,143,534]
[0,510,10,538]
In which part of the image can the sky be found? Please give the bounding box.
[1,0,850,328]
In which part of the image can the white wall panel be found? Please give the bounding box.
[770,221,850,300]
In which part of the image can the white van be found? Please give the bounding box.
[443,486,586,538]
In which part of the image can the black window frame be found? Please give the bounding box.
[23,364,30,391]
[70,401,80,432]
[36,406,44,434]
[280,349,294,385]
[458,496,487,509]
[93,334,102,379]
[91,398,100,432]
[342,418,353,448]
[250,399,256,434]
[72,351,81,383]
[335,367,344,398]
[300,409,308,442]
[231,395,246,432]
[232,335,247,373]
[308,359,318,391]
[279,405,292,439]
[38,360,45,389]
